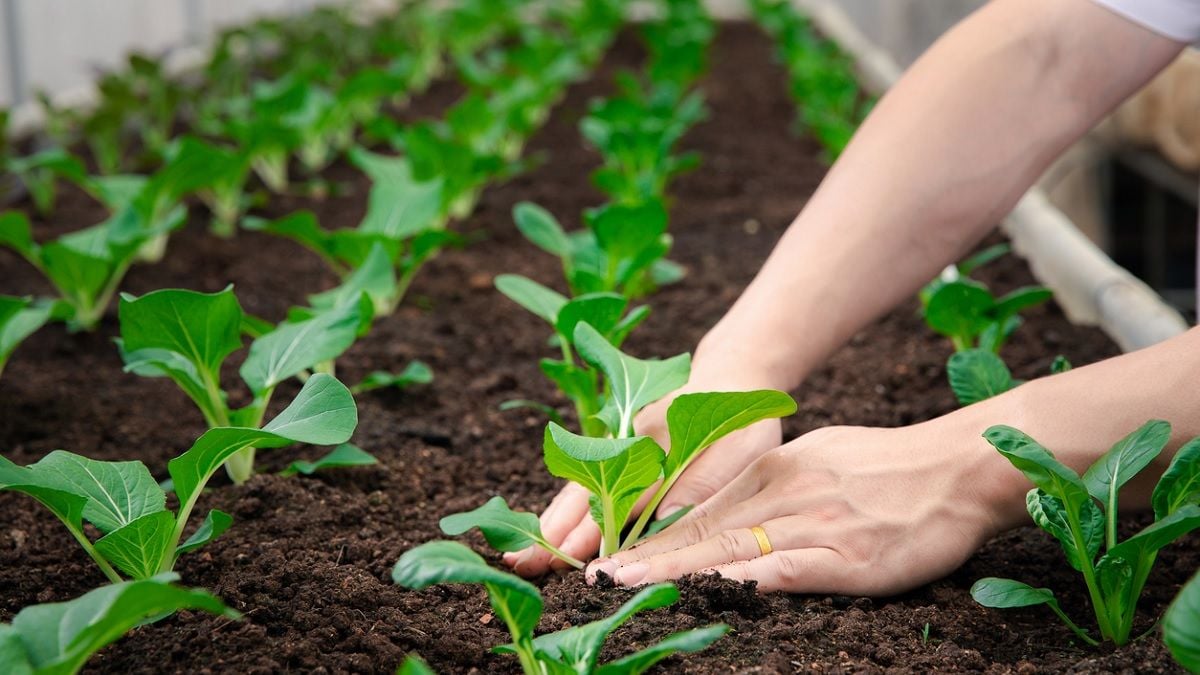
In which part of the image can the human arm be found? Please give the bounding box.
[587,326,1200,594]
[506,0,1188,577]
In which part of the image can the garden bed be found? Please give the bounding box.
[1,22,1194,674]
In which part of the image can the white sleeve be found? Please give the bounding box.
[1091,0,1200,42]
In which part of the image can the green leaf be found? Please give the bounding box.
[609,305,650,348]
[440,495,547,552]
[279,443,377,476]
[982,426,1091,508]
[555,293,628,342]
[0,456,89,542]
[94,511,176,579]
[350,149,444,239]
[39,243,112,308]
[1050,355,1072,374]
[513,201,570,258]
[540,360,597,411]
[1081,419,1171,508]
[0,211,37,260]
[924,280,994,346]
[573,322,690,437]
[589,200,668,261]
[947,349,1015,406]
[495,274,567,326]
[352,361,434,394]
[646,505,693,537]
[1026,489,1103,572]
[243,211,338,262]
[1152,436,1200,519]
[176,509,233,555]
[5,574,237,674]
[957,243,1010,275]
[169,374,357,510]
[594,624,729,675]
[543,423,664,540]
[663,391,795,478]
[308,243,397,312]
[118,287,244,382]
[397,654,437,675]
[1103,504,1200,563]
[526,583,679,673]
[29,451,165,534]
[392,541,542,639]
[971,577,1059,609]
[994,286,1052,320]
[1164,571,1200,673]
[0,299,61,368]
[240,299,363,394]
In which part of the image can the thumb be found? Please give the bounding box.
[656,421,783,519]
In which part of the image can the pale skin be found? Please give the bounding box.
[504,0,1197,593]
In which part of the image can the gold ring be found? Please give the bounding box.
[749,525,773,556]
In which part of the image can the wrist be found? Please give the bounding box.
[692,322,808,392]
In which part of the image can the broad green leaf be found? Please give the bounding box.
[663,391,796,477]
[971,577,1058,609]
[513,201,570,257]
[1103,504,1200,563]
[1026,489,1103,572]
[308,243,396,312]
[1081,419,1170,508]
[240,300,362,394]
[393,541,542,638]
[1153,436,1200,519]
[279,443,377,476]
[0,625,33,675]
[543,423,664,536]
[1164,571,1200,673]
[176,509,233,555]
[646,504,693,537]
[243,211,337,262]
[39,243,112,307]
[94,511,176,579]
[7,573,236,674]
[350,149,444,239]
[0,211,37,260]
[525,583,679,673]
[924,280,993,344]
[555,294,627,342]
[440,495,546,552]
[994,286,1052,319]
[495,274,566,325]
[947,349,1014,406]
[170,374,357,509]
[397,654,437,675]
[352,361,434,394]
[574,323,690,437]
[609,305,650,348]
[0,296,27,328]
[594,624,729,675]
[1,299,61,366]
[118,287,244,378]
[30,451,165,534]
[0,456,89,541]
[540,360,596,409]
[589,201,668,261]
[982,426,1091,508]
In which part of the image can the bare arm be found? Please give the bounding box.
[697,0,1185,390]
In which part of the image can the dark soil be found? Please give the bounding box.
[1,22,1193,675]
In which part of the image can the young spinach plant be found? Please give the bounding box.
[0,574,238,675]
[393,541,728,675]
[0,373,357,583]
[0,296,66,379]
[972,421,1200,646]
[118,287,366,483]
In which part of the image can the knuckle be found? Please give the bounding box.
[680,518,710,543]
[715,530,744,560]
[774,553,806,583]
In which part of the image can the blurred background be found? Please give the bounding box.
[2,0,1197,317]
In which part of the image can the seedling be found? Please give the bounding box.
[160,136,252,237]
[0,372,355,582]
[0,201,185,331]
[972,421,1200,646]
[947,350,1072,407]
[118,287,366,483]
[1,145,89,216]
[445,324,796,559]
[0,574,238,675]
[0,296,67,379]
[1164,570,1200,671]
[393,541,728,675]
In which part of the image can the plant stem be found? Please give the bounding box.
[68,527,124,584]
[537,538,585,569]
[1048,603,1100,646]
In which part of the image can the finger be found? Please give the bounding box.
[602,521,779,587]
[506,483,591,575]
[706,547,853,593]
[548,517,601,572]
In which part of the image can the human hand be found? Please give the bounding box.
[503,366,786,577]
[584,421,1023,594]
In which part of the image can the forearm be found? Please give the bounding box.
[697,0,1183,388]
[943,327,1200,532]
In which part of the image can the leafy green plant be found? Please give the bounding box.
[0,296,66,378]
[118,287,365,483]
[0,574,238,675]
[161,137,252,237]
[393,541,728,674]
[972,421,1200,646]
[0,200,185,331]
[1,144,89,216]
[0,372,355,582]
[1164,570,1200,672]
[921,275,1051,353]
[947,349,1072,407]
[445,324,795,559]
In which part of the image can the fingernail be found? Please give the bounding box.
[657,504,681,519]
[587,559,617,584]
[614,562,649,586]
[502,551,520,566]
